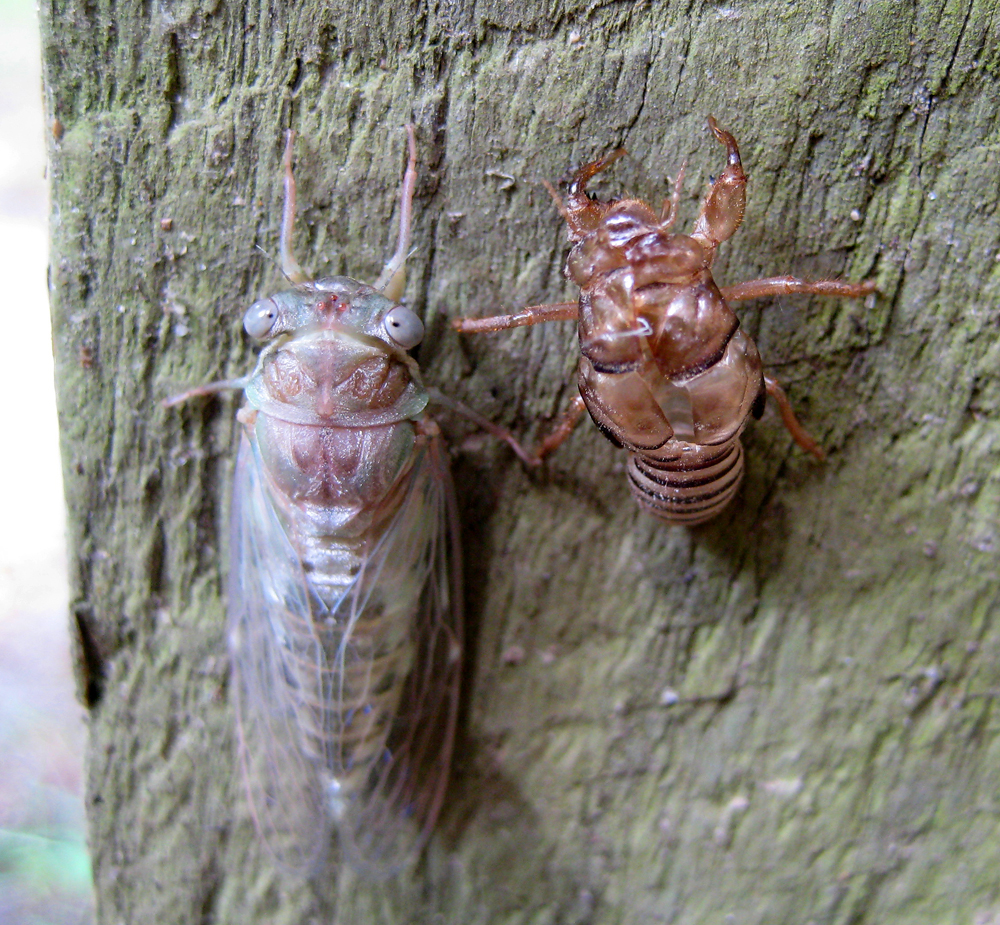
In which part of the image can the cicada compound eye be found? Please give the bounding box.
[383,306,424,349]
[244,298,279,340]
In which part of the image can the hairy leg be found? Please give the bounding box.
[451,301,578,333]
[764,375,825,461]
[722,276,876,303]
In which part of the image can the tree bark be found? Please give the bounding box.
[42,1,1000,922]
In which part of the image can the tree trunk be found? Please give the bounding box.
[42,1,1000,922]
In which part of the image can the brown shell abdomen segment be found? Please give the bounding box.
[627,440,745,525]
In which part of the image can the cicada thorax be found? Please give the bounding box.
[568,204,766,525]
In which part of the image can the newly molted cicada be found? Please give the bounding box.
[455,118,876,524]
[168,126,461,874]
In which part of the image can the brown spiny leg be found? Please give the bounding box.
[548,147,628,240]
[764,375,825,461]
[531,395,588,462]
[451,301,579,334]
[691,116,747,251]
[720,275,877,303]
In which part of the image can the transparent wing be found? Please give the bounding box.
[228,432,333,874]
[331,429,463,876]
[229,427,462,877]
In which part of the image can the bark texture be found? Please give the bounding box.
[42,1,1000,923]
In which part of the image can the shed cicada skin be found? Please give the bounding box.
[168,126,461,875]
[455,118,876,524]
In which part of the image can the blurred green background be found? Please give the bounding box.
[0,0,94,922]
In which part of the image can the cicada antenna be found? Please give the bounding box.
[375,124,418,302]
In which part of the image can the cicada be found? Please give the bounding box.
[454,118,876,524]
[168,126,461,875]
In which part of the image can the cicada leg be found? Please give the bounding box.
[531,394,588,462]
[451,301,585,463]
[457,392,587,466]
[278,130,308,284]
[723,273,875,461]
[162,376,250,409]
[763,375,825,461]
[426,388,538,467]
[544,147,628,240]
[451,301,578,334]
[431,381,587,466]
[691,116,747,250]
[720,276,877,303]
[279,124,419,300]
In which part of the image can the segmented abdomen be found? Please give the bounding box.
[626,439,744,526]
[279,528,418,807]
[263,429,423,810]
[577,323,763,527]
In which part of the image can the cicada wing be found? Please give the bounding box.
[230,426,461,877]
[329,430,463,876]
[228,432,332,875]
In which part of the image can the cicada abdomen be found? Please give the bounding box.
[455,118,876,525]
[169,126,460,875]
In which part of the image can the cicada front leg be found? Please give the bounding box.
[691,116,747,251]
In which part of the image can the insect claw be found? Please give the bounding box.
[706,115,741,169]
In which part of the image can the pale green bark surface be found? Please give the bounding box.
[42,1,1000,923]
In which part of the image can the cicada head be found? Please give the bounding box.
[312,277,425,351]
[244,277,424,354]
[241,276,429,428]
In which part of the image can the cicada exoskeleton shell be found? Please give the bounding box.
[454,118,876,524]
